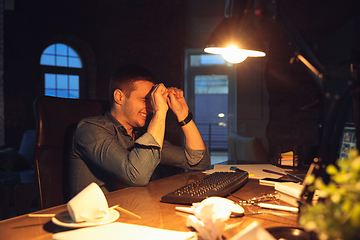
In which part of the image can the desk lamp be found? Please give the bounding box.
[204,0,325,85]
[204,0,360,216]
[204,17,266,63]
[204,0,266,64]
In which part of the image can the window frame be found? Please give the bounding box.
[184,49,237,134]
[40,43,85,99]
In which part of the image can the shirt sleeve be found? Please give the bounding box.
[184,144,206,165]
[160,140,211,170]
[135,132,161,147]
[72,119,162,187]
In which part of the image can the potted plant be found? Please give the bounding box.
[299,149,360,240]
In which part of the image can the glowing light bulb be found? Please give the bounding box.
[204,45,266,64]
[222,46,248,63]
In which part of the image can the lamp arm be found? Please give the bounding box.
[274,1,360,159]
[274,0,327,89]
[264,1,359,206]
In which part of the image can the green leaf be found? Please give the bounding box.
[326,164,338,175]
[350,203,360,227]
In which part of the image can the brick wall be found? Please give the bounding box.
[264,24,322,162]
[0,0,4,146]
[3,0,185,148]
[2,0,357,164]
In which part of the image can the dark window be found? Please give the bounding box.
[40,43,82,98]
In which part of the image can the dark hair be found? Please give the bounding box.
[109,64,157,102]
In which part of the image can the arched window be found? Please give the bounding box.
[40,43,83,98]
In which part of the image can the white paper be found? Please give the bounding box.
[205,164,287,179]
[52,222,196,240]
[274,182,303,197]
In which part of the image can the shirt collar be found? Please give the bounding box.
[104,111,127,133]
[104,111,145,138]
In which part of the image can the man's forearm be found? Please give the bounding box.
[166,87,206,151]
[147,111,167,148]
[181,119,206,150]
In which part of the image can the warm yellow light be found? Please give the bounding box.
[204,45,266,64]
[222,46,248,63]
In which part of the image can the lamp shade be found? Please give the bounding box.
[204,17,266,63]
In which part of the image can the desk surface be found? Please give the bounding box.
[0,170,300,240]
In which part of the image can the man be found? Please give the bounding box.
[68,64,210,198]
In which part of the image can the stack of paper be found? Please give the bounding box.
[280,151,293,166]
[274,182,304,207]
[209,164,287,180]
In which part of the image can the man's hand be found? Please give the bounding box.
[151,83,169,115]
[167,87,189,122]
[147,83,169,149]
[167,86,206,151]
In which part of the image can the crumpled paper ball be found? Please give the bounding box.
[186,197,238,240]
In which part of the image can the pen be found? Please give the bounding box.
[257,203,298,213]
[285,171,304,182]
[263,169,303,182]
[175,206,195,214]
[262,169,286,176]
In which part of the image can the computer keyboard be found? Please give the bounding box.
[161,168,249,204]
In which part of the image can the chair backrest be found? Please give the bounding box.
[228,132,269,162]
[18,129,36,166]
[33,96,110,209]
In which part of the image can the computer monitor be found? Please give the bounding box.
[338,123,357,160]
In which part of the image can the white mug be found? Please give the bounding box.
[67,182,109,223]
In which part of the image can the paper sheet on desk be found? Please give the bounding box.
[206,164,287,179]
[52,222,196,240]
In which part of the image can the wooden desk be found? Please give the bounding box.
[0,170,300,240]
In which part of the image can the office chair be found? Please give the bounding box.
[228,132,269,162]
[33,96,110,209]
[0,181,9,219]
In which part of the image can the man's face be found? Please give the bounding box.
[122,80,154,129]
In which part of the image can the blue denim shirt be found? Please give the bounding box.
[68,112,210,197]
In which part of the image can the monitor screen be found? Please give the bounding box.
[338,123,357,159]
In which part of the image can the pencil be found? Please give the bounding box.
[114,206,141,219]
[28,213,56,217]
